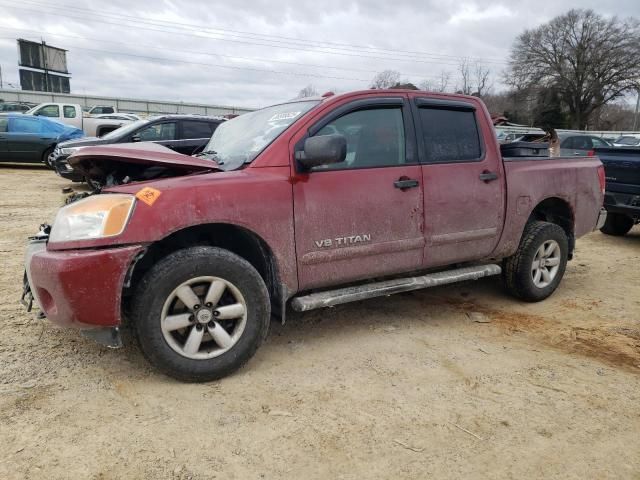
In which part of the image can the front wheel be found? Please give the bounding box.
[42,147,55,169]
[502,221,568,302]
[600,213,634,236]
[132,247,270,382]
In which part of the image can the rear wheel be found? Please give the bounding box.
[132,246,270,382]
[600,213,634,236]
[502,221,568,302]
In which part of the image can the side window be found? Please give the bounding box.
[136,122,177,141]
[0,118,7,132]
[418,108,481,163]
[182,121,214,139]
[560,137,574,149]
[36,105,60,117]
[102,107,114,114]
[313,107,405,170]
[9,117,42,133]
[591,137,607,148]
[63,106,77,118]
[573,136,590,150]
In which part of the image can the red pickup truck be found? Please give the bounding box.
[23,90,607,381]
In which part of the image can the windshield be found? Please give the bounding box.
[101,119,148,140]
[202,100,320,170]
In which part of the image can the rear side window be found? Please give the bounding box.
[418,108,481,163]
[182,121,214,139]
[36,105,60,117]
[63,106,76,118]
[0,118,7,132]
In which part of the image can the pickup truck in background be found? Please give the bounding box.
[25,103,133,137]
[595,146,640,236]
[23,90,606,382]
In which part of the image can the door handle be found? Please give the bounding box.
[479,171,498,182]
[394,178,420,190]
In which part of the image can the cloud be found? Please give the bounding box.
[0,0,637,108]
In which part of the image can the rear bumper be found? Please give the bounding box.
[26,242,144,329]
[603,191,640,220]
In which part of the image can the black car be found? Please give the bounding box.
[52,115,224,181]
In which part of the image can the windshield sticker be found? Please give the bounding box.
[135,187,162,206]
[268,111,301,122]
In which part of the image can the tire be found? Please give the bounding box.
[502,221,568,302]
[131,246,270,382]
[600,213,634,236]
[42,147,55,169]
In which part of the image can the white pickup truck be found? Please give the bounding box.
[25,103,133,137]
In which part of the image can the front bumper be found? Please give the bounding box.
[52,151,83,182]
[25,239,144,329]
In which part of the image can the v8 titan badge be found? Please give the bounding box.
[135,187,162,206]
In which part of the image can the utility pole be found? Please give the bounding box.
[633,88,640,131]
[0,64,3,89]
[42,39,50,92]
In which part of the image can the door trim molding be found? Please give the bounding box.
[429,227,497,246]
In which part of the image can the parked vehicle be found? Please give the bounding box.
[51,115,224,181]
[594,146,640,236]
[558,133,613,156]
[25,103,132,137]
[0,113,83,164]
[612,135,640,147]
[22,90,606,381]
[84,105,117,115]
[0,101,37,112]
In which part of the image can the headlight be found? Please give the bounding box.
[60,147,80,155]
[49,194,135,243]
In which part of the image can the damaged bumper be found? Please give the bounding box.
[23,233,143,333]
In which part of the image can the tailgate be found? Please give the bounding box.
[595,147,640,195]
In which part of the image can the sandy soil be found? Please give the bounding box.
[1,166,639,480]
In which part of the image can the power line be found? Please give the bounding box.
[0,1,507,68]
[0,26,466,83]
[10,0,509,65]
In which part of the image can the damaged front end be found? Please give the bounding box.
[67,142,219,192]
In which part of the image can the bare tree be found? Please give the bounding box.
[457,59,492,96]
[370,70,401,89]
[296,84,319,98]
[506,9,640,129]
[420,71,451,92]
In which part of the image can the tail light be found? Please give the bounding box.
[587,149,595,157]
[597,164,606,195]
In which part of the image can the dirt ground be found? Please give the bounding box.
[1,166,639,480]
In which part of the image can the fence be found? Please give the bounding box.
[0,89,254,117]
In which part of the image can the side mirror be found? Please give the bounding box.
[297,134,347,170]
[131,134,141,142]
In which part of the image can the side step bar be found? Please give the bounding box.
[291,264,501,312]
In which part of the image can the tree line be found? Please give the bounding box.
[297,9,640,131]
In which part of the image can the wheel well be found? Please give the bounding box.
[528,197,575,257]
[123,223,282,312]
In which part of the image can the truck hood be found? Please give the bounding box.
[67,142,219,189]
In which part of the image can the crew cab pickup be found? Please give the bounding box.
[594,146,640,236]
[22,90,607,382]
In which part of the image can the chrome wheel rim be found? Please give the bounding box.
[531,240,561,288]
[160,276,247,360]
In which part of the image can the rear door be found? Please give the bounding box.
[176,120,217,155]
[292,96,425,290]
[412,97,505,268]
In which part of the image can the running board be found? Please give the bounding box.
[291,264,501,312]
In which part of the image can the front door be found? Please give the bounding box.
[292,97,425,290]
[0,117,8,161]
[412,97,505,267]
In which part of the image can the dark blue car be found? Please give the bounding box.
[0,113,84,164]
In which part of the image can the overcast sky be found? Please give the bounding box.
[0,0,638,109]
